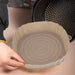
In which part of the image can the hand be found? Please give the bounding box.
[0,42,25,70]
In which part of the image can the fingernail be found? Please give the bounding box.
[22,62,25,64]
[22,62,25,65]
[19,59,24,63]
[24,63,25,65]
[22,61,24,63]
[22,63,25,66]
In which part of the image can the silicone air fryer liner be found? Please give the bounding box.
[12,21,70,69]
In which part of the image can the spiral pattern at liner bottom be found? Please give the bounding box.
[17,32,66,65]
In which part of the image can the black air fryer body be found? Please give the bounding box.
[32,0,75,42]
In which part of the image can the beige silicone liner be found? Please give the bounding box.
[12,21,70,69]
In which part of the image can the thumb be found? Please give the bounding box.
[11,51,25,63]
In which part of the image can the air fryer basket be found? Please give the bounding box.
[32,0,75,42]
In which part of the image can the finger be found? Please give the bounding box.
[6,59,25,67]
[4,65,18,70]
[11,51,24,63]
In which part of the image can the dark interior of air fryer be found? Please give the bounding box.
[32,0,75,42]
